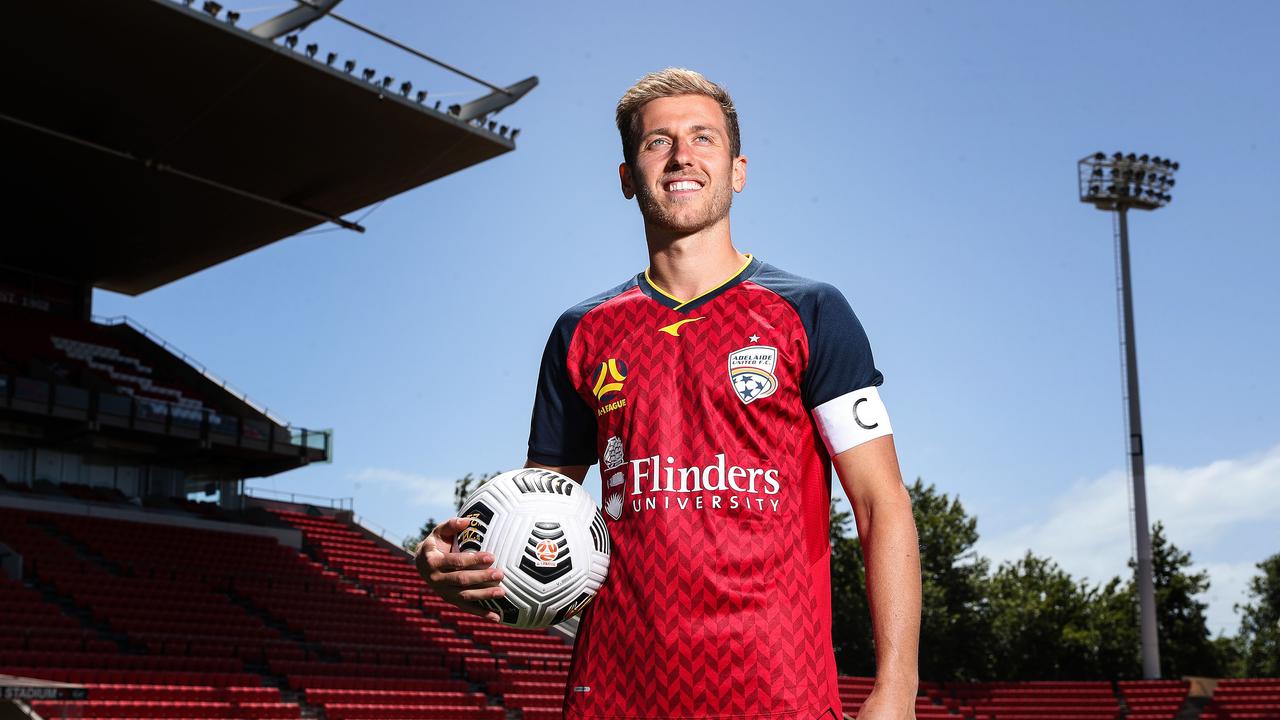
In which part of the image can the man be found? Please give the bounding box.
[417,68,921,720]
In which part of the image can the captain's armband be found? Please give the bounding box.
[812,386,893,456]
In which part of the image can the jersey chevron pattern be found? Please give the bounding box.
[528,256,887,719]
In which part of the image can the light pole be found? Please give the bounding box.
[1078,151,1179,680]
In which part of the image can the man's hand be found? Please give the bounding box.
[856,688,918,720]
[413,517,507,622]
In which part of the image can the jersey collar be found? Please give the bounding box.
[638,254,761,313]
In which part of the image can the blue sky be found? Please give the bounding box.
[95,0,1279,637]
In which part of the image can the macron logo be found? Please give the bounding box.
[657,317,706,337]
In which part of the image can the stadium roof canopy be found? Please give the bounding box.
[2,0,530,295]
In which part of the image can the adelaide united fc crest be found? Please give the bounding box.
[728,344,779,405]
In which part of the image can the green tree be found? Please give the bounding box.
[1235,552,1280,676]
[453,471,497,513]
[1085,575,1141,679]
[909,479,992,681]
[400,472,499,552]
[1128,521,1223,677]
[402,517,438,553]
[830,496,874,675]
[829,479,994,680]
[987,552,1097,679]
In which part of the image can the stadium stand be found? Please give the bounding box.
[0,1,545,716]
[841,675,954,718]
[1200,679,1280,720]
[8,493,1278,720]
[1120,679,1193,720]
[940,680,1123,720]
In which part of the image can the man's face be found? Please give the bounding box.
[620,94,747,234]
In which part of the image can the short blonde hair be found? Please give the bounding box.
[615,67,741,167]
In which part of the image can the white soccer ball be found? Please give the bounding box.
[452,468,611,628]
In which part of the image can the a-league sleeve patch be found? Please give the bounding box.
[812,386,893,456]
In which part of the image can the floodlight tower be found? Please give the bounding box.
[1078,151,1180,679]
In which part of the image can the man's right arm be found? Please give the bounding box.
[524,459,589,483]
[415,306,595,619]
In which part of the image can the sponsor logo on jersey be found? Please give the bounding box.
[604,492,624,520]
[602,436,625,470]
[623,453,784,516]
[657,316,706,337]
[593,358,628,416]
[728,345,779,405]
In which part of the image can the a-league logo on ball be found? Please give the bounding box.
[728,345,779,405]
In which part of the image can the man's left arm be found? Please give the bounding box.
[834,434,921,720]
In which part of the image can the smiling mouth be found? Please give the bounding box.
[664,179,704,193]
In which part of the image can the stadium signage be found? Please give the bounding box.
[2,687,88,701]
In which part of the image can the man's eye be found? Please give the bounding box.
[695,135,712,142]
[647,138,669,148]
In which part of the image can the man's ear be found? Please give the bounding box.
[619,162,636,200]
[732,154,748,193]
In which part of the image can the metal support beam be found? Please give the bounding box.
[1116,206,1162,679]
[248,0,344,40]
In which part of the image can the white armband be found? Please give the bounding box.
[812,386,893,456]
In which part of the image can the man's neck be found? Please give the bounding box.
[644,217,748,302]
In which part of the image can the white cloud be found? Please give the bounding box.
[349,467,457,509]
[975,442,1280,636]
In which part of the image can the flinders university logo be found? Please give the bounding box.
[593,358,628,416]
[728,345,778,404]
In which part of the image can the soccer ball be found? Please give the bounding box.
[452,468,611,628]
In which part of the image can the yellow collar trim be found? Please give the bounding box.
[645,253,753,311]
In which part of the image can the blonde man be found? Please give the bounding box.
[419,68,921,720]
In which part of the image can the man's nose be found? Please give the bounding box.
[666,139,693,170]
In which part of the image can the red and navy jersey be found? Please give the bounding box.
[528,255,892,720]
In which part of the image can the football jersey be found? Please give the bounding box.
[528,255,892,720]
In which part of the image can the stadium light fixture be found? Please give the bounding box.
[284,34,298,50]
[326,52,337,66]
[510,128,520,141]
[343,59,355,74]
[380,75,394,89]
[415,90,428,103]
[361,67,375,82]
[225,11,239,25]
[305,43,318,59]
[202,1,221,18]
[434,100,441,110]
[1078,150,1181,680]
[400,81,412,97]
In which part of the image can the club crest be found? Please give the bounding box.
[728,345,779,405]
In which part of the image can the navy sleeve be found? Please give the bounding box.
[527,309,598,467]
[802,282,883,409]
[749,264,883,410]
